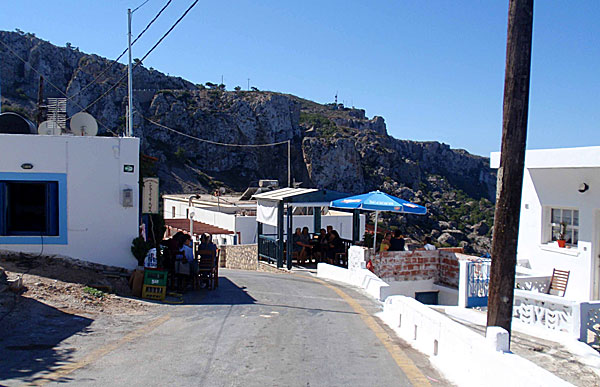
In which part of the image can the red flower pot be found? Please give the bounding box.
[557,239,566,248]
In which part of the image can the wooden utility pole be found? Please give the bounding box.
[487,0,534,337]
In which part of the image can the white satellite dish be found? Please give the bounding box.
[38,120,62,135]
[69,112,98,136]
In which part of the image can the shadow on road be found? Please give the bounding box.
[0,295,93,385]
[181,277,257,305]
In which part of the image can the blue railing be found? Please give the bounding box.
[466,259,491,307]
[258,234,279,265]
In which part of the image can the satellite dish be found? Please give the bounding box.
[69,112,98,136]
[38,120,62,135]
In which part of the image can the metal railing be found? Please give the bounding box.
[258,234,279,265]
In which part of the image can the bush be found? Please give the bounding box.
[131,237,153,266]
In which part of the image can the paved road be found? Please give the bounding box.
[2,269,450,386]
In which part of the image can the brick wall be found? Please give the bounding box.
[221,244,258,271]
[370,248,473,288]
[438,251,460,287]
[373,251,440,282]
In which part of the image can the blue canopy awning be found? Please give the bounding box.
[330,190,426,251]
[330,190,427,215]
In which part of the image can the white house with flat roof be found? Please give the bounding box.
[163,193,365,245]
[0,134,140,269]
[491,146,600,300]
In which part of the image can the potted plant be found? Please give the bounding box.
[131,237,153,268]
[556,221,568,248]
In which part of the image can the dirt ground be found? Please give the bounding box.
[0,252,151,318]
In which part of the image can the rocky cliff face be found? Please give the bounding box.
[0,30,496,253]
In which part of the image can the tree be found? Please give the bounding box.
[234,86,241,92]
[218,83,226,91]
[205,82,217,89]
[66,42,72,49]
[251,86,259,92]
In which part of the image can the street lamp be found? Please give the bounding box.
[188,194,201,243]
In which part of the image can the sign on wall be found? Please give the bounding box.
[142,177,159,214]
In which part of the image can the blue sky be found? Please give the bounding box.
[1,1,598,157]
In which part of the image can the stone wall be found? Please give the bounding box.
[221,244,258,271]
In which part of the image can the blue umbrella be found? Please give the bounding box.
[330,191,427,251]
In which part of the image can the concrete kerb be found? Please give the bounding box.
[381,296,573,387]
[316,261,572,387]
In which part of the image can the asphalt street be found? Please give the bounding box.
[1,268,451,386]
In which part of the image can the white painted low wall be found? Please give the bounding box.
[381,296,570,387]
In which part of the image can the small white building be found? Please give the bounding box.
[491,146,600,300]
[0,134,140,269]
[163,193,365,245]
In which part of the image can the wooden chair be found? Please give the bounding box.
[168,250,185,290]
[548,269,570,297]
[196,249,217,290]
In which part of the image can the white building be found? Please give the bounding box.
[163,193,365,245]
[0,134,140,269]
[491,146,600,300]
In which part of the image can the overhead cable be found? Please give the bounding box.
[141,114,290,147]
[0,38,117,136]
[66,0,173,102]
[75,0,199,113]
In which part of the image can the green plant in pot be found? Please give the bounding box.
[131,237,154,267]
[556,221,568,248]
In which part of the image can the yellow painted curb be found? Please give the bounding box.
[310,276,431,387]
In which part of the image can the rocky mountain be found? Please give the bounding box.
[0,30,496,253]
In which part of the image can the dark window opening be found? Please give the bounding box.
[1,181,59,236]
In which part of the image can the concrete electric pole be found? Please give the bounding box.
[487,0,534,338]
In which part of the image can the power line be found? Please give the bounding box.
[140,114,290,147]
[75,0,199,114]
[0,38,117,136]
[66,0,173,102]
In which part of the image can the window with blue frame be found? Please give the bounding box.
[0,173,67,245]
[1,181,59,236]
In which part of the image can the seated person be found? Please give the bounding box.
[326,230,345,264]
[181,234,197,275]
[299,227,313,263]
[291,228,304,263]
[313,228,328,262]
[198,233,218,262]
[423,236,436,251]
[389,230,406,251]
[379,232,392,252]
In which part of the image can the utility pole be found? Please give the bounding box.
[36,75,44,126]
[487,0,534,338]
[247,78,250,91]
[287,140,291,187]
[127,8,134,137]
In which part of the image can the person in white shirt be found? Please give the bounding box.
[423,236,436,251]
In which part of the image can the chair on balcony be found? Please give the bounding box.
[548,269,570,297]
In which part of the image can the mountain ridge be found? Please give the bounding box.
[0,30,496,253]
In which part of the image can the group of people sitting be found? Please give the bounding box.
[291,225,345,265]
[160,231,217,291]
[379,230,436,252]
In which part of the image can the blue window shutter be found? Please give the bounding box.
[47,182,59,236]
[0,182,6,235]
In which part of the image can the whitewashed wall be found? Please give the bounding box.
[0,134,139,269]
[492,147,600,301]
[516,168,598,300]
